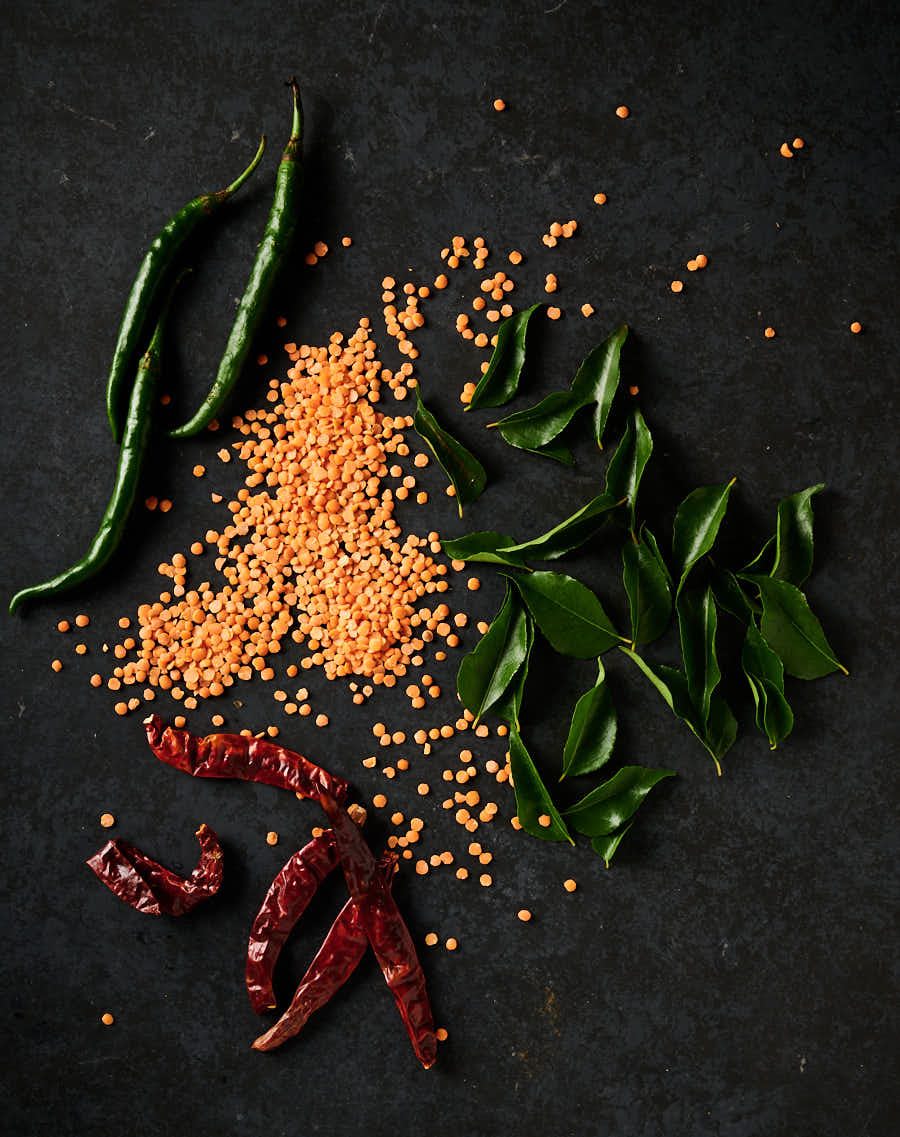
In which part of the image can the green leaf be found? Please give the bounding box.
[622,526,672,644]
[742,535,775,574]
[711,567,759,623]
[493,612,533,732]
[511,438,576,465]
[465,304,542,411]
[676,586,720,727]
[413,387,486,517]
[508,730,573,843]
[510,571,624,658]
[672,478,737,596]
[569,324,629,445]
[604,408,653,531]
[439,531,529,569]
[493,390,587,452]
[771,484,825,586]
[560,661,617,779]
[741,623,794,748]
[620,649,735,774]
[456,585,528,720]
[499,492,623,561]
[740,575,847,680]
[564,766,675,837]
[591,822,635,868]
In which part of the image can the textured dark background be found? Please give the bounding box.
[1,2,898,1135]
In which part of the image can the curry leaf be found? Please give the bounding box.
[677,586,720,727]
[510,571,624,658]
[620,649,735,774]
[493,390,587,452]
[564,766,675,837]
[493,611,534,732]
[499,492,623,561]
[465,304,543,411]
[672,478,737,596]
[508,730,573,843]
[456,584,528,720]
[711,566,759,623]
[622,526,672,644]
[604,408,653,531]
[742,535,775,574]
[739,575,847,679]
[560,660,617,779]
[771,483,825,586]
[591,823,635,868]
[741,623,794,748]
[413,388,486,517]
[439,531,529,569]
[511,438,576,465]
[569,324,629,446]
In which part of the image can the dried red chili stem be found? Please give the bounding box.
[143,715,349,803]
[246,832,340,1013]
[86,823,223,916]
[251,854,396,1052]
[319,793,438,1069]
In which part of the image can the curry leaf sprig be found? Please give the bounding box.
[448,322,846,867]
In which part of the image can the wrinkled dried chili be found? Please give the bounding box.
[319,793,437,1069]
[246,832,340,1013]
[86,823,223,916]
[246,805,368,1012]
[252,853,396,1052]
[143,715,349,803]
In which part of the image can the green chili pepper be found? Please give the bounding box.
[10,273,187,615]
[170,80,303,438]
[105,137,265,443]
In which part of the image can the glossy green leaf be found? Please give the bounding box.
[622,526,672,644]
[742,535,775,575]
[499,492,623,561]
[465,304,542,411]
[711,567,759,623]
[560,661,617,779]
[771,484,825,586]
[740,575,847,679]
[604,408,653,531]
[512,438,576,465]
[413,388,486,517]
[508,730,573,843]
[564,766,675,837]
[510,571,624,658]
[456,585,528,720]
[741,623,794,748]
[672,478,737,595]
[439,531,529,569]
[620,649,735,774]
[591,822,635,868]
[493,390,587,452]
[569,324,629,445]
[677,586,720,727]
[493,611,533,732]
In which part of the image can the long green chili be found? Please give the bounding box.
[170,80,303,438]
[10,274,187,615]
[105,137,265,443]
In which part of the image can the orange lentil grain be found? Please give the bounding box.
[493,98,506,112]
[850,321,862,334]
[517,909,532,922]
[670,280,683,293]
[764,326,776,339]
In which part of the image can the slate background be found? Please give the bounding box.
[1,2,898,1135]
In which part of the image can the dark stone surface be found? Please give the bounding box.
[1,2,897,1134]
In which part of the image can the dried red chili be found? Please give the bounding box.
[319,793,438,1069]
[246,832,340,1013]
[251,853,396,1052]
[143,715,349,803]
[246,806,369,1012]
[86,823,223,916]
